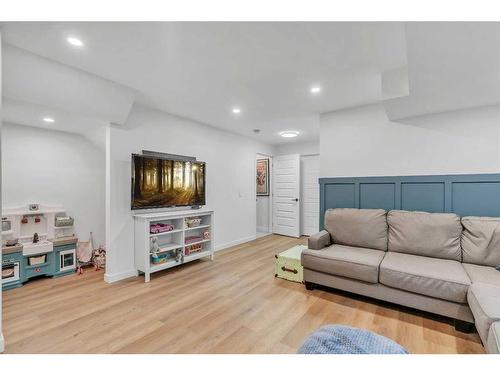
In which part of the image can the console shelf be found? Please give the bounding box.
[134,209,214,282]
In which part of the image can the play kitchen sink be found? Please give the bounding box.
[22,239,54,257]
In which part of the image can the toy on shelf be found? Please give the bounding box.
[185,243,203,256]
[203,230,210,240]
[185,235,203,244]
[150,237,160,259]
[151,252,168,264]
[185,217,201,228]
[150,223,174,234]
[175,248,184,263]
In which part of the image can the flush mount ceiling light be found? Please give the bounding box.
[66,36,84,47]
[310,86,322,94]
[43,117,55,123]
[279,131,299,138]
[232,108,241,114]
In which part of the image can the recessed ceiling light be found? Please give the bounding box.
[232,108,241,114]
[279,131,299,138]
[66,36,84,47]
[43,117,55,123]
[310,86,322,94]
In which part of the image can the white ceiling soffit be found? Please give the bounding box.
[384,22,500,121]
[2,98,108,134]
[0,22,408,144]
[2,44,137,125]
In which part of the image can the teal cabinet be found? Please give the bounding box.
[22,251,55,281]
[53,243,77,277]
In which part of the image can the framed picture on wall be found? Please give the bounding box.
[256,159,270,196]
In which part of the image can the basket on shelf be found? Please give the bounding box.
[55,216,74,227]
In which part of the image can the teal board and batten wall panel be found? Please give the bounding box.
[319,174,500,230]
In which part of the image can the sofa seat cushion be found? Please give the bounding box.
[301,244,385,283]
[461,216,500,267]
[324,208,388,251]
[467,283,500,345]
[379,252,471,303]
[387,210,462,261]
[463,263,500,287]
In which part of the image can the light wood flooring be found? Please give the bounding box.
[2,234,485,353]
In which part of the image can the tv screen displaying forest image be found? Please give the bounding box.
[131,154,206,209]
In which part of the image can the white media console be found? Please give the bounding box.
[134,209,214,282]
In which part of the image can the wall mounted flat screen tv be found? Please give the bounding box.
[131,154,206,210]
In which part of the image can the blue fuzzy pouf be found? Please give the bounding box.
[298,325,408,354]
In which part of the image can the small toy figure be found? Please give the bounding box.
[175,248,184,263]
[33,232,39,243]
[150,237,160,259]
[92,246,106,271]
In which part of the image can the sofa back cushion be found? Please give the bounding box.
[324,208,388,251]
[387,210,462,261]
[462,216,500,267]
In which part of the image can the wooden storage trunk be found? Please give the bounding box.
[274,245,307,283]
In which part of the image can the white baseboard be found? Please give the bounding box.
[0,332,4,353]
[104,269,138,283]
[214,235,257,252]
[256,226,270,233]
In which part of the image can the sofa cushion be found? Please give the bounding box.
[379,252,471,303]
[324,208,388,251]
[301,244,385,283]
[461,216,500,267]
[462,263,500,287]
[387,210,462,261]
[467,283,500,345]
[487,322,500,354]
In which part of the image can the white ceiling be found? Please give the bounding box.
[0,22,408,144]
[3,22,500,145]
[384,22,500,120]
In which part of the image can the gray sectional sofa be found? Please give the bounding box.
[302,208,500,353]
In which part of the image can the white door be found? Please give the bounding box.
[301,155,320,236]
[273,154,301,238]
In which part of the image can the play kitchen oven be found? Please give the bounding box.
[2,256,21,285]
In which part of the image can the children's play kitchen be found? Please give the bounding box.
[2,204,78,290]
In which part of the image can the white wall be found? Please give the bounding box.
[320,103,500,177]
[0,30,4,353]
[274,140,319,156]
[2,123,106,245]
[107,104,274,282]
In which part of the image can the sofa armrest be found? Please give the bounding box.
[308,230,331,250]
[487,322,500,354]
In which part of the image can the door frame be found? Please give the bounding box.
[255,153,273,235]
[300,153,320,236]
